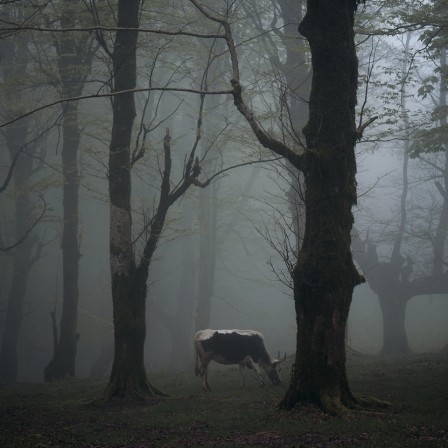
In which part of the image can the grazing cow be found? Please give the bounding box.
[194,329,285,390]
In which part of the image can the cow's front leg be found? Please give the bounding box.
[241,356,265,387]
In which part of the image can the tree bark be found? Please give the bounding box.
[44,77,82,382]
[279,0,366,414]
[0,123,34,381]
[103,0,157,401]
[0,19,36,383]
[102,0,203,400]
[44,0,95,381]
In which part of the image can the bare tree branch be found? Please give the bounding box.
[0,195,47,252]
[0,86,234,129]
[0,24,226,39]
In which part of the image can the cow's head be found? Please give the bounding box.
[267,352,286,385]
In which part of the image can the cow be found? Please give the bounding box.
[194,329,285,390]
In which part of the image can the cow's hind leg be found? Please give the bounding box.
[200,363,211,391]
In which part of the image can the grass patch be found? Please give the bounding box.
[1,354,447,447]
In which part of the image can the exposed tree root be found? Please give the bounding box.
[280,389,391,416]
[95,378,167,406]
[350,394,392,414]
[319,392,391,416]
[320,393,349,416]
[349,393,391,410]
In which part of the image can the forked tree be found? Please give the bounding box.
[187,0,384,413]
[102,0,230,401]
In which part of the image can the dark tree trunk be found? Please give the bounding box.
[0,238,33,382]
[44,0,94,381]
[44,100,81,381]
[0,25,36,383]
[0,133,34,381]
[280,0,366,414]
[103,0,156,401]
[103,1,202,400]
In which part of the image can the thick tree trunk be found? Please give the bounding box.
[103,0,165,401]
[105,0,146,400]
[280,0,366,413]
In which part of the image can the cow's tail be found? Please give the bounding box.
[194,340,200,377]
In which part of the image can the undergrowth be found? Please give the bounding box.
[0,353,447,447]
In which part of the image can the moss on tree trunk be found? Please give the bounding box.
[279,0,386,414]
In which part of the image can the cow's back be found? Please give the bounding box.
[197,330,267,364]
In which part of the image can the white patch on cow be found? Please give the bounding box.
[195,329,263,341]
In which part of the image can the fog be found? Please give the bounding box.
[1,1,448,385]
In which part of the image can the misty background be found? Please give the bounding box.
[1,0,447,383]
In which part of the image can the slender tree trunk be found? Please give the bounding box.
[0,127,34,381]
[0,26,36,383]
[195,181,217,332]
[44,100,81,381]
[57,100,81,376]
[0,240,33,382]
[170,200,195,368]
[44,0,91,381]
[280,0,366,414]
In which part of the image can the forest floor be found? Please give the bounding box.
[0,353,447,447]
